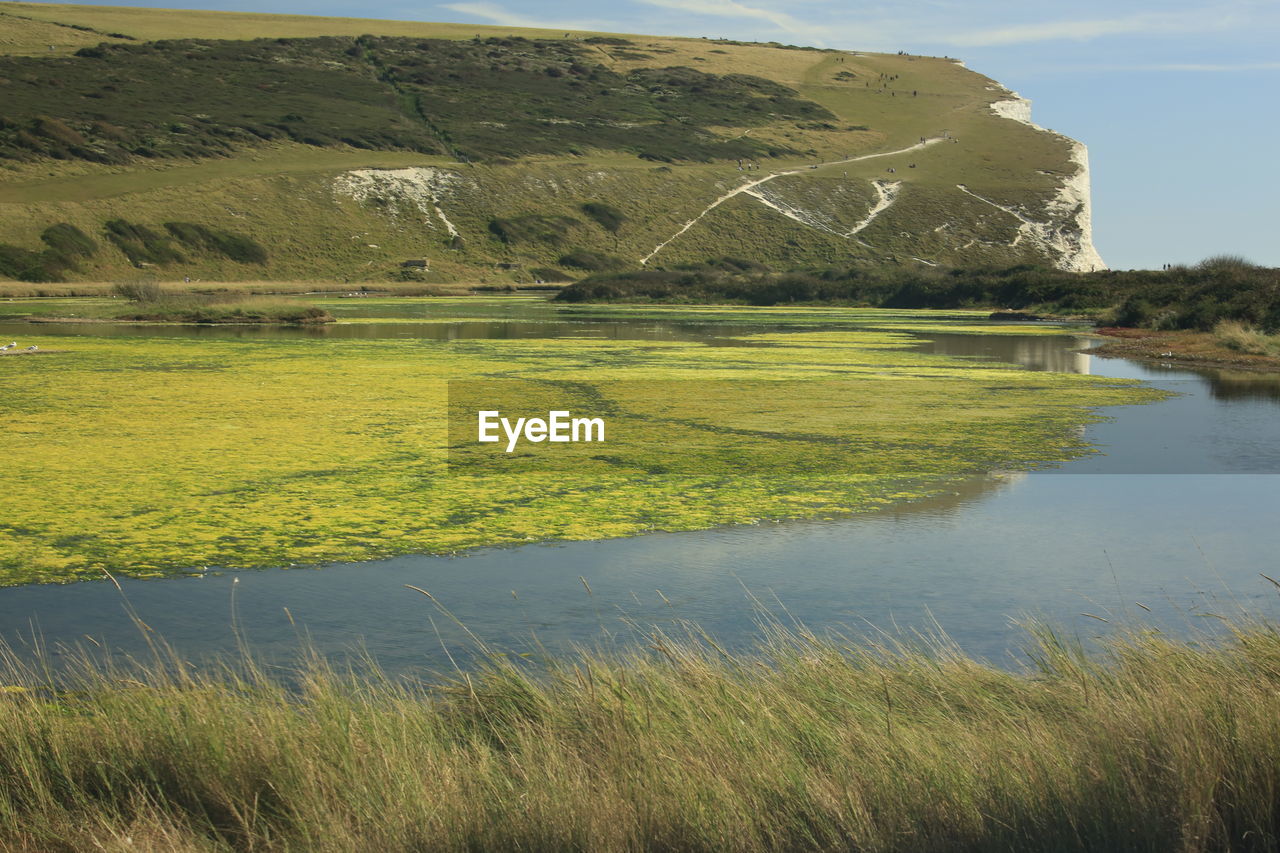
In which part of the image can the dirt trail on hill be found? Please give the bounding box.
[640,136,944,265]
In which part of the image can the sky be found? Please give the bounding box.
[29,0,1280,269]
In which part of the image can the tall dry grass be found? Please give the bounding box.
[2,605,1280,851]
[1216,320,1280,358]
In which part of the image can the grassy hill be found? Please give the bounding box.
[0,2,1104,283]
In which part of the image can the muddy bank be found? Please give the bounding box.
[1090,327,1280,372]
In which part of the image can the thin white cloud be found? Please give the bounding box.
[435,0,1277,56]
[938,6,1253,47]
[631,0,914,48]
[436,2,608,31]
[945,17,1163,46]
[438,0,881,47]
[1148,61,1280,71]
[1029,60,1280,73]
[632,0,812,35]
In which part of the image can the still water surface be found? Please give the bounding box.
[3,305,1278,672]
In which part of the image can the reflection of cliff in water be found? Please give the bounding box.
[1202,370,1280,403]
[771,469,1031,530]
[910,327,1280,406]
[871,470,1029,520]
[1085,355,1280,403]
[913,332,1093,374]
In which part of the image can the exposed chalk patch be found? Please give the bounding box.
[334,167,465,238]
[432,204,460,238]
[989,95,1044,131]
[641,137,944,264]
[844,180,900,237]
[1047,141,1104,271]
[987,93,1105,272]
[956,181,1103,272]
[742,188,847,237]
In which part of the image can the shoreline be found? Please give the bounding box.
[25,315,334,327]
[1089,326,1280,373]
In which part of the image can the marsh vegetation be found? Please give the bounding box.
[1217,320,1280,358]
[104,282,332,324]
[3,615,1280,851]
[9,282,334,325]
[0,298,1276,851]
[0,301,1155,584]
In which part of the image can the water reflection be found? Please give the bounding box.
[3,313,1280,673]
[1200,370,1280,403]
[924,329,1280,406]
[916,331,1094,375]
[1,472,1273,675]
[1,318,775,346]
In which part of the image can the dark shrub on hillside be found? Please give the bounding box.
[750,274,829,303]
[5,37,442,165]
[581,202,626,233]
[164,222,268,264]
[556,259,1280,331]
[32,116,87,147]
[558,249,626,271]
[104,219,185,266]
[0,222,102,282]
[488,215,580,245]
[556,270,696,302]
[2,33,829,166]
[40,223,98,258]
[0,244,65,282]
[529,267,574,283]
[1197,254,1256,275]
[680,256,771,274]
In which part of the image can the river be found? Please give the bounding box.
[2,302,1278,674]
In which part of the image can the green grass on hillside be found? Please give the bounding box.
[0,34,828,167]
[0,8,134,55]
[3,616,1280,851]
[0,218,272,282]
[0,1,612,47]
[0,4,1083,280]
[0,37,442,164]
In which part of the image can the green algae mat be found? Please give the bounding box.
[0,305,1158,584]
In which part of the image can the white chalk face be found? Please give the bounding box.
[333,167,465,238]
[985,97,1104,272]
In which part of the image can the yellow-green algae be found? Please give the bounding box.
[0,307,1157,584]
